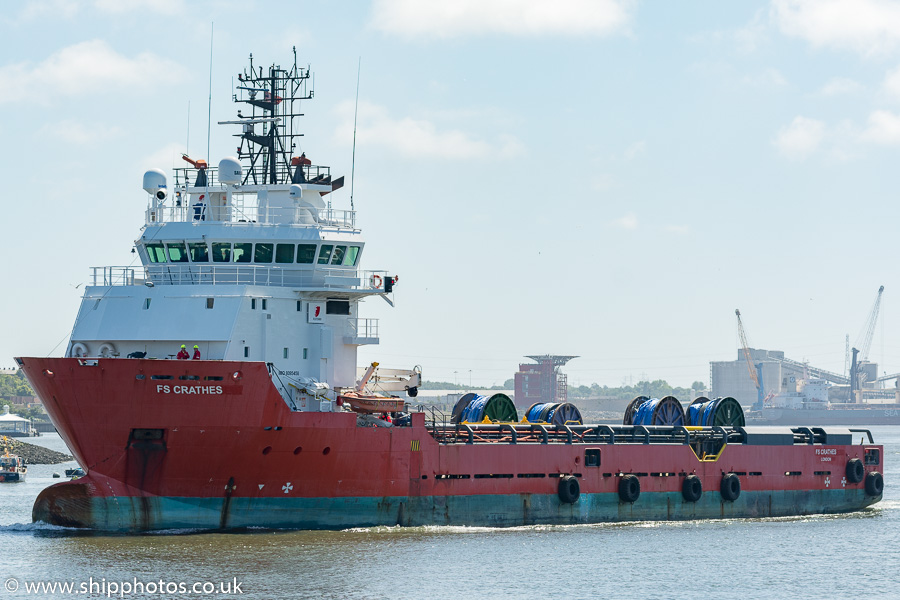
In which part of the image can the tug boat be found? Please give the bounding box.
[0,438,26,483]
[17,52,884,531]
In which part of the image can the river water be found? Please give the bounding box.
[1,429,898,600]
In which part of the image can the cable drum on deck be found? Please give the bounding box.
[546,403,583,425]
[458,393,518,423]
[686,397,745,427]
[623,396,649,425]
[526,402,554,423]
[451,393,478,424]
[632,396,685,426]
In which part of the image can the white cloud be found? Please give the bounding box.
[370,0,633,38]
[741,68,788,87]
[773,116,826,159]
[819,77,863,96]
[93,0,182,14]
[40,120,123,145]
[18,0,80,20]
[334,101,524,160]
[624,141,645,160]
[613,213,638,230]
[772,0,900,57]
[860,110,900,144]
[0,40,187,105]
[664,224,690,235]
[140,142,188,172]
[883,65,900,100]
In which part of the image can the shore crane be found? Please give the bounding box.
[736,309,765,410]
[850,285,884,401]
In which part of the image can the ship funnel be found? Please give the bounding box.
[142,169,167,200]
[218,157,242,184]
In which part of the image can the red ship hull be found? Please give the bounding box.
[18,357,884,531]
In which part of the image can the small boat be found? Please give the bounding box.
[65,467,86,479]
[338,392,407,414]
[0,437,27,483]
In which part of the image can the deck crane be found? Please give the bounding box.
[736,309,765,410]
[850,285,885,401]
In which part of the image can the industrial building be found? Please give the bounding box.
[513,355,576,408]
[710,348,888,407]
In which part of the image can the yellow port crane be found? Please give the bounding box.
[735,309,765,410]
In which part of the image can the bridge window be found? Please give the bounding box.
[146,243,167,263]
[344,246,360,266]
[166,243,188,262]
[326,299,350,315]
[331,246,346,265]
[317,245,333,264]
[233,243,252,263]
[189,243,209,262]
[275,244,295,264]
[212,243,231,262]
[255,243,273,263]
[297,244,316,264]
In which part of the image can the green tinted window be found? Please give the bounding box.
[275,244,294,263]
[167,243,188,263]
[255,243,273,263]
[146,243,166,263]
[343,246,360,266]
[233,243,252,263]
[297,244,316,264]
[331,246,347,265]
[317,245,333,264]
[212,243,231,262]
[189,243,209,262]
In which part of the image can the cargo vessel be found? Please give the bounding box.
[17,52,884,531]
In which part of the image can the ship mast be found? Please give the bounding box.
[232,47,313,185]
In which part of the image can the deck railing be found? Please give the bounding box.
[92,265,388,291]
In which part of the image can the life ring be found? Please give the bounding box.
[618,474,641,503]
[70,342,89,358]
[558,475,580,504]
[371,275,383,288]
[97,342,117,357]
[846,458,865,484]
[682,474,703,503]
[865,471,884,496]
[721,473,741,502]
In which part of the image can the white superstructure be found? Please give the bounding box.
[66,52,411,407]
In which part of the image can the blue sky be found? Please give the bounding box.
[2,0,900,388]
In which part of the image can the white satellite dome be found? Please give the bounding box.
[142,168,167,198]
[218,157,242,184]
[289,184,303,199]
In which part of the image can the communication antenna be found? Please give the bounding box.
[186,100,191,156]
[206,22,214,168]
[350,57,361,211]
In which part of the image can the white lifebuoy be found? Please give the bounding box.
[371,275,383,288]
[98,342,118,357]
[70,342,89,358]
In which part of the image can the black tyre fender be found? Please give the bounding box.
[558,475,580,504]
[865,471,884,497]
[618,474,641,503]
[846,458,865,484]
[682,474,703,503]
[721,473,741,502]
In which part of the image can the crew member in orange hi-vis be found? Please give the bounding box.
[192,345,201,360]
[177,344,189,360]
